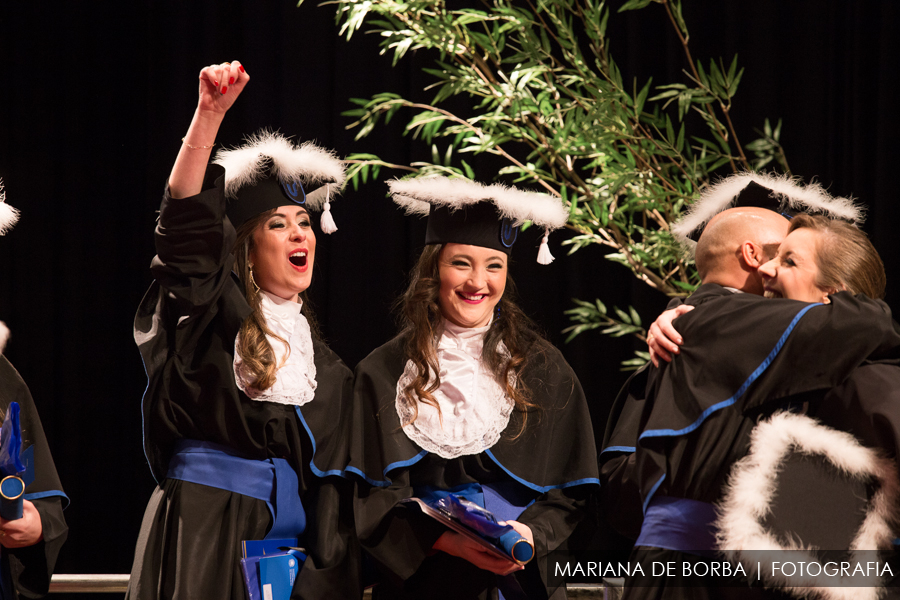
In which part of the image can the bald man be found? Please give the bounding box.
[598,207,788,540]
[593,207,900,598]
[693,206,788,294]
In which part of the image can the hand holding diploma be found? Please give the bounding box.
[0,402,42,547]
[425,494,535,574]
[433,530,524,575]
[0,500,42,548]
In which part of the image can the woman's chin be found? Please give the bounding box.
[763,290,781,299]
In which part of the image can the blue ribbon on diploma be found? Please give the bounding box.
[0,403,28,520]
[432,494,534,564]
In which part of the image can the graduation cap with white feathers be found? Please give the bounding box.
[0,180,18,355]
[673,172,864,244]
[213,130,346,233]
[0,182,19,238]
[388,176,568,264]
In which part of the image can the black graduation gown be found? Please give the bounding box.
[620,284,900,600]
[127,165,358,600]
[350,334,599,600]
[0,357,67,599]
[598,294,687,544]
[597,365,647,543]
[809,359,900,465]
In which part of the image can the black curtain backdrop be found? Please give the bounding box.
[0,1,897,597]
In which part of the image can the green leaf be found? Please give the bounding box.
[618,0,654,12]
[729,67,745,98]
[726,54,739,86]
[676,122,685,153]
[634,78,651,118]
[613,306,632,324]
[628,306,642,327]
[696,61,709,88]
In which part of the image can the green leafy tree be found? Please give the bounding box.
[306,0,789,367]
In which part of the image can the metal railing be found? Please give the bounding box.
[49,575,129,593]
[48,575,621,598]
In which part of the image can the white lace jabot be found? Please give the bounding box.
[234,291,317,406]
[396,320,514,459]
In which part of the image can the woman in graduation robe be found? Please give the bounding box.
[350,176,600,599]
[0,191,68,599]
[126,61,358,600]
[0,351,68,599]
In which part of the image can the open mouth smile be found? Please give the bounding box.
[289,250,308,270]
[457,292,487,304]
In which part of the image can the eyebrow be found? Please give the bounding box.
[448,254,506,263]
[270,209,310,219]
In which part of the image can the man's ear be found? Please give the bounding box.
[739,241,764,269]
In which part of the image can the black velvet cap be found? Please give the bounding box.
[225,174,319,231]
[425,202,519,254]
[685,180,796,241]
[213,131,347,232]
[389,175,568,263]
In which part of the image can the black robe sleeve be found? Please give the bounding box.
[810,360,900,465]
[597,367,647,541]
[135,164,254,482]
[0,357,67,599]
[150,165,237,314]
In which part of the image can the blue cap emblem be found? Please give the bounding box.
[281,180,307,205]
[500,217,518,248]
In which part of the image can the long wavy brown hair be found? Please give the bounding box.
[397,244,550,437]
[232,210,321,392]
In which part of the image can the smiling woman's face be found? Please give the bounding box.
[758,228,829,303]
[437,243,507,328]
[249,205,316,302]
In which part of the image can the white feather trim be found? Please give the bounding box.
[672,172,864,242]
[716,412,899,600]
[388,176,568,231]
[0,322,9,355]
[0,182,19,236]
[213,130,346,210]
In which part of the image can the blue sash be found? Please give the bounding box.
[635,496,718,557]
[167,439,305,540]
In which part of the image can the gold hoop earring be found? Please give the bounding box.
[248,263,261,294]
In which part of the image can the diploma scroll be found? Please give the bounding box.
[0,403,25,521]
[402,493,535,574]
[0,476,24,520]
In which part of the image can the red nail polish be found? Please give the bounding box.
[214,80,219,87]
[221,86,228,94]
[239,66,245,73]
[229,77,235,84]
